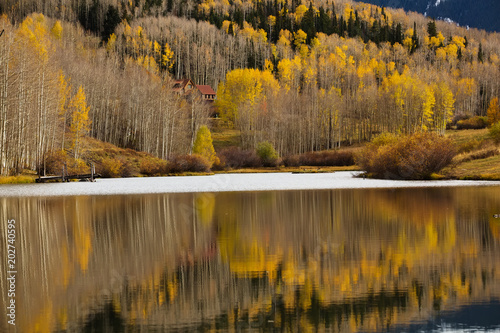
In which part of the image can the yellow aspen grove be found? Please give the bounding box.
[434,82,455,134]
[69,86,91,159]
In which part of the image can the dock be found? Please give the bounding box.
[36,164,101,183]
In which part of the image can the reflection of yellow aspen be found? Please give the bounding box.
[167,277,178,303]
[490,218,500,240]
[113,294,122,314]
[195,193,215,226]
[27,301,53,333]
[57,307,67,331]
[61,244,71,287]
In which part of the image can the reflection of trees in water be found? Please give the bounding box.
[0,187,499,332]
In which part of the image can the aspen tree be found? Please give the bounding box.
[69,86,91,159]
[487,97,500,126]
[192,125,217,167]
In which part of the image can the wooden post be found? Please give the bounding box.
[62,163,66,182]
[91,163,95,182]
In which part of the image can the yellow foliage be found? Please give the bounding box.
[487,97,500,125]
[51,20,62,40]
[295,5,308,23]
[162,42,175,70]
[451,35,465,48]
[277,56,302,91]
[421,85,435,130]
[267,15,276,27]
[192,125,217,167]
[222,20,232,33]
[264,58,274,72]
[106,33,117,52]
[293,29,307,49]
[69,86,91,158]
[17,14,51,63]
[436,47,447,62]
[216,68,279,123]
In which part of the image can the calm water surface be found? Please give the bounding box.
[1,186,500,332]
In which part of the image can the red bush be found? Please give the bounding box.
[169,154,211,173]
[218,147,262,169]
[283,150,355,167]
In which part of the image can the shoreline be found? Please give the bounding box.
[1,171,500,198]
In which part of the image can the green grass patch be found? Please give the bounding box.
[211,129,241,150]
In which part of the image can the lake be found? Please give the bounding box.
[1,175,500,332]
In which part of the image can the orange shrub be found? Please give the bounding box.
[139,157,169,176]
[456,116,488,129]
[356,132,456,180]
[98,157,124,178]
[42,150,68,175]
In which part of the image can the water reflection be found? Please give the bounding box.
[0,187,499,332]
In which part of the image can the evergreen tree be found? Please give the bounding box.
[102,5,121,42]
[427,20,437,38]
[478,43,484,63]
[410,22,419,54]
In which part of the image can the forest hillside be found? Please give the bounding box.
[0,0,499,176]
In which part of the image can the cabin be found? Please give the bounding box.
[173,79,216,101]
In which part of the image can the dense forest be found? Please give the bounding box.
[0,0,499,175]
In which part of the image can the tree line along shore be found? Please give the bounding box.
[0,0,499,181]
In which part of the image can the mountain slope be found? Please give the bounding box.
[359,0,500,32]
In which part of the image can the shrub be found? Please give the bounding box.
[301,151,354,166]
[490,121,500,145]
[356,132,456,180]
[456,116,488,130]
[283,150,355,167]
[139,157,169,176]
[218,147,261,169]
[67,158,88,175]
[43,150,68,175]
[256,141,279,167]
[169,154,211,173]
[98,157,124,178]
[282,155,301,167]
[457,139,483,154]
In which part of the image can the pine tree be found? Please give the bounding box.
[427,20,437,38]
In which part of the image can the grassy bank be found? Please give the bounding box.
[1,128,498,184]
[442,129,500,180]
